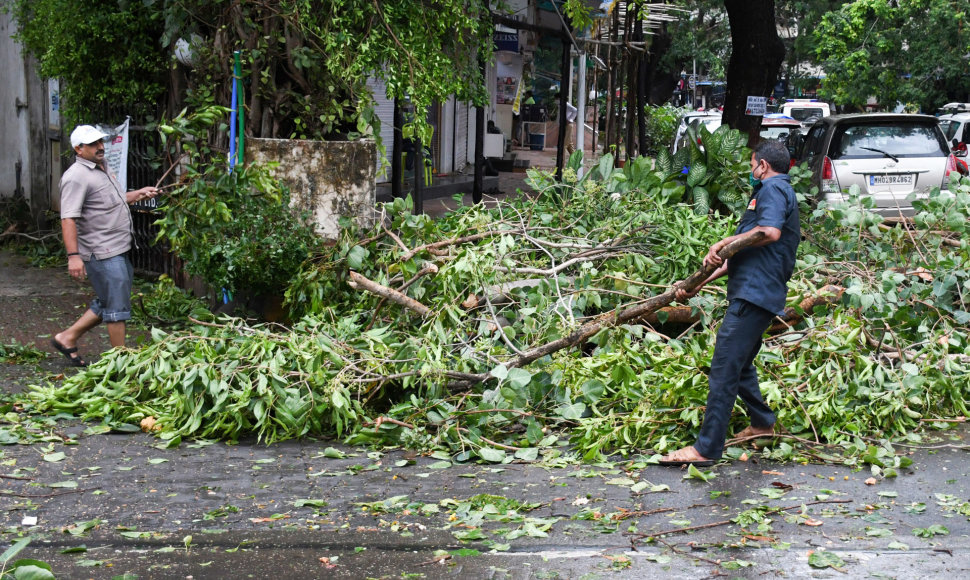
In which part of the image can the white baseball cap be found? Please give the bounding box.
[70,125,109,148]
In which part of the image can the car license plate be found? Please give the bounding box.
[869,174,913,186]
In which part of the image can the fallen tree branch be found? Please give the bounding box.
[492,249,624,277]
[366,263,439,330]
[635,284,845,333]
[348,271,432,317]
[401,230,513,261]
[767,284,845,333]
[449,232,766,389]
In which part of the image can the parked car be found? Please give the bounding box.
[795,114,962,216]
[781,99,831,134]
[673,113,801,155]
[759,114,802,141]
[671,111,722,153]
[938,111,970,155]
[760,114,805,161]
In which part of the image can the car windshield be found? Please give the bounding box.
[787,107,825,122]
[830,123,948,159]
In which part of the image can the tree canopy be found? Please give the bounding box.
[815,0,970,111]
[8,0,493,139]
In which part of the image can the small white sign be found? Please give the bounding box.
[22,516,38,526]
[745,96,767,116]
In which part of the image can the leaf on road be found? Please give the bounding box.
[47,480,77,489]
[684,463,715,482]
[807,550,845,569]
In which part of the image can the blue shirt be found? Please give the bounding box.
[726,174,800,315]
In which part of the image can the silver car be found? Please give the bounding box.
[671,111,722,154]
[797,114,961,216]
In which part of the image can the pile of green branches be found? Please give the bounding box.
[26,152,970,467]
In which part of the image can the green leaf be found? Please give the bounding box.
[656,148,673,174]
[557,402,586,421]
[48,480,78,489]
[684,463,715,482]
[347,245,368,269]
[506,368,532,389]
[452,528,487,541]
[477,448,507,463]
[43,452,66,462]
[888,541,909,550]
[808,550,845,569]
[0,538,30,564]
[686,163,708,188]
[489,365,509,381]
[6,561,56,580]
[580,379,605,403]
[322,447,346,459]
[513,447,538,461]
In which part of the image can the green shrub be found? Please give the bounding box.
[152,108,324,299]
[641,104,685,157]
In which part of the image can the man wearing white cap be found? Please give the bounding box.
[51,125,159,366]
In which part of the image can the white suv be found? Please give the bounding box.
[939,111,970,154]
[796,114,961,216]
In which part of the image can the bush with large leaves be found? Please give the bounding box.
[656,124,750,215]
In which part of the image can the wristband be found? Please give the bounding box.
[67,252,79,256]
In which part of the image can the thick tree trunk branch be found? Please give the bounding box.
[638,284,845,331]
[348,271,431,317]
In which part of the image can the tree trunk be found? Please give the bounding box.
[645,24,672,105]
[623,1,636,160]
[556,36,571,179]
[635,7,647,155]
[722,0,785,148]
[606,6,620,162]
[392,97,403,199]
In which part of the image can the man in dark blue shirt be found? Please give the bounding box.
[661,140,800,466]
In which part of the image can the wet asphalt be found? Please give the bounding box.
[2,249,970,579]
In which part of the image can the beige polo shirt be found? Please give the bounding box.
[59,156,133,260]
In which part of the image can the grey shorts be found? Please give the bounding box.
[85,253,133,323]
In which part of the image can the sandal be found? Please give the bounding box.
[51,339,86,367]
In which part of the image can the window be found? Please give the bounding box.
[787,107,826,122]
[830,123,948,159]
[802,126,827,159]
[940,120,959,140]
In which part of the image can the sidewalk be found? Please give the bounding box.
[2,256,970,578]
[412,143,587,218]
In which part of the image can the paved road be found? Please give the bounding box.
[2,249,970,579]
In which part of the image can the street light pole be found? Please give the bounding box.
[692,58,697,109]
[577,49,587,177]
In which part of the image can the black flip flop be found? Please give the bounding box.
[658,458,715,467]
[51,339,86,367]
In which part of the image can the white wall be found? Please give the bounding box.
[0,13,32,201]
